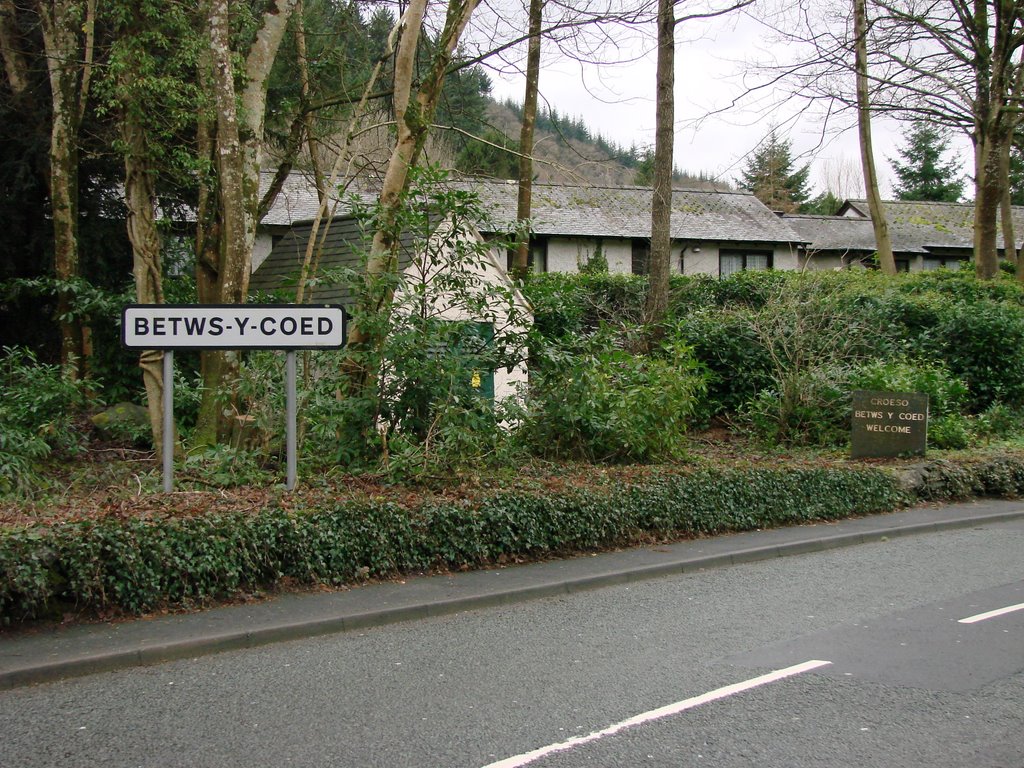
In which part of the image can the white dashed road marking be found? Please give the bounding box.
[959,602,1024,624]
[482,659,832,768]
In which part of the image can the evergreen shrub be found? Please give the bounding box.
[0,465,904,623]
[524,270,1024,446]
[0,347,92,495]
[923,301,1024,410]
[522,335,707,462]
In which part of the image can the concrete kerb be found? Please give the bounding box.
[2,502,1023,691]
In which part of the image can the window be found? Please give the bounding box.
[631,239,650,275]
[506,237,548,273]
[719,249,772,277]
[895,259,911,273]
[530,239,548,273]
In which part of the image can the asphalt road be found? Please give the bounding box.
[2,519,1023,768]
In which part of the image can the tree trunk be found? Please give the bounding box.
[122,104,168,458]
[969,0,1019,279]
[39,0,93,379]
[853,0,896,275]
[975,132,1004,278]
[644,0,674,329]
[294,0,326,208]
[195,0,247,445]
[999,136,1017,269]
[513,0,543,280]
[294,18,402,306]
[0,0,30,102]
[194,0,297,446]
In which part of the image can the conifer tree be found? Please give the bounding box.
[890,123,964,202]
[739,130,810,213]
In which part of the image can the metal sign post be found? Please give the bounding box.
[286,350,297,491]
[123,304,346,493]
[163,350,174,493]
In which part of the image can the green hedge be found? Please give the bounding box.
[9,455,1024,625]
[0,467,904,623]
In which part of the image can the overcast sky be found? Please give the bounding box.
[480,4,975,200]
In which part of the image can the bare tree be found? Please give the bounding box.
[866,0,1024,279]
[820,155,866,199]
[344,0,483,394]
[745,0,1024,278]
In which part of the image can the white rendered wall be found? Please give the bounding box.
[772,246,799,271]
[252,233,274,273]
[545,237,799,278]
[546,239,581,273]
[801,253,846,271]
[601,240,632,273]
[683,247,720,276]
[546,238,633,273]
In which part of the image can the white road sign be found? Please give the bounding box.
[122,304,347,350]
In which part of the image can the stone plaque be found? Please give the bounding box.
[851,390,929,458]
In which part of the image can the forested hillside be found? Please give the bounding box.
[470,100,723,188]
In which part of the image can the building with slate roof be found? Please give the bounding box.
[453,179,806,277]
[784,199,1024,272]
[253,174,809,279]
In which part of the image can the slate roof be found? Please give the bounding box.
[259,173,805,244]
[258,172,376,228]
[452,180,803,244]
[783,214,879,254]
[790,199,1024,254]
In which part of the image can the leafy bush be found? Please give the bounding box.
[522,270,1024,450]
[0,347,92,495]
[849,358,968,418]
[704,268,789,309]
[896,270,1024,306]
[927,413,972,450]
[522,335,708,462]
[292,165,532,478]
[182,446,275,488]
[524,272,647,341]
[671,308,773,422]
[727,275,885,445]
[922,301,1024,411]
[739,365,851,446]
[974,402,1024,440]
[1,277,139,402]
